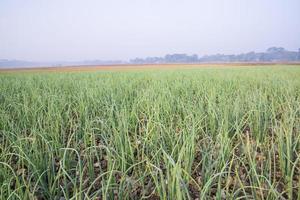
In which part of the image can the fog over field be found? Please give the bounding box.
[1,1,300,200]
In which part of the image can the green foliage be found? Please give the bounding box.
[0,66,299,199]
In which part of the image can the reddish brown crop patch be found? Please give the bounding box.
[1,62,300,73]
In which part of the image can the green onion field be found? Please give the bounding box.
[0,65,300,199]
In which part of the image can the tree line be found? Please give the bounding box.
[130,47,300,64]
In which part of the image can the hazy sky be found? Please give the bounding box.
[0,0,300,61]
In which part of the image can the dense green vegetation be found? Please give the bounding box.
[0,66,300,199]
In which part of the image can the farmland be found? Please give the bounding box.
[0,65,300,199]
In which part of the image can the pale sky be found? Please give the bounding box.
[0,0,299,61]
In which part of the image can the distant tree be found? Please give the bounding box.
[267,47,285,53]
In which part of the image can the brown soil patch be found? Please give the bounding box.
[0,63,300,73]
